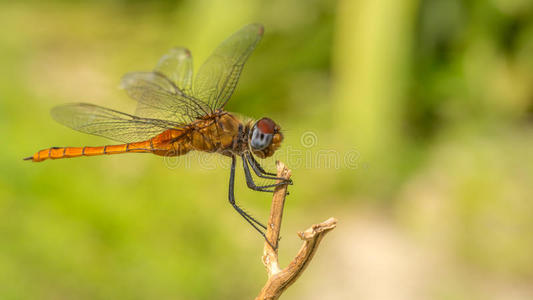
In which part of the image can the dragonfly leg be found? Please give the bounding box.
[242,155,290,193]
[248,153,277,176]
[246,153,293,185]
[228,155,271,233]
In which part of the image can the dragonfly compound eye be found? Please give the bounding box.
[250,118,275,151]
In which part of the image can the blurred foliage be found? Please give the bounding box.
[1,0,532,299]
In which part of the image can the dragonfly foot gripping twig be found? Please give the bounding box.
[256,161,337,300]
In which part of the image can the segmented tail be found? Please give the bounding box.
[24,141,156,162]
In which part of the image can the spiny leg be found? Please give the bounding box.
[241,155,289,193]
[248,152,277,176]
[246,153,293,184]
[228,155,271,237]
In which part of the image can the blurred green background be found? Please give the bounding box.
[1,0,533,299]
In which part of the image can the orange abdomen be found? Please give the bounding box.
[25,140,159,162]
[25,113,244,162]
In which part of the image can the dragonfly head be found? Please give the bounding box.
[249,117,283,159]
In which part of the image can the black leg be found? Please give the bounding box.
[228,155,278,249]
[246,153,293,184]
[241,155,289,193]
[228,155,267,232]
[248,153,277,176]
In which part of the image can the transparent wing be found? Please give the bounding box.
[194,23,264,110]
[121,71,210,123]
[120,24,263,122]
[51,103,182,143]
[153,47,193,94]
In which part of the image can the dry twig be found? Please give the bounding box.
[255,161,337,300]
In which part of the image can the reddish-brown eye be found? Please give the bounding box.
[250,118,277,151]
[256,118,275,134]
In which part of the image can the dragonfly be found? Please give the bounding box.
[25,23,292,243]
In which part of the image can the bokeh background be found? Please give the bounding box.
[1,0,533,299]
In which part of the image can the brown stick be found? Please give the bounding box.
[256,161,337,300]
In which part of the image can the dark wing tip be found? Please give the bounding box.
[23,156,33,161]
[246,23,264,36]
[169,47,192,57]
